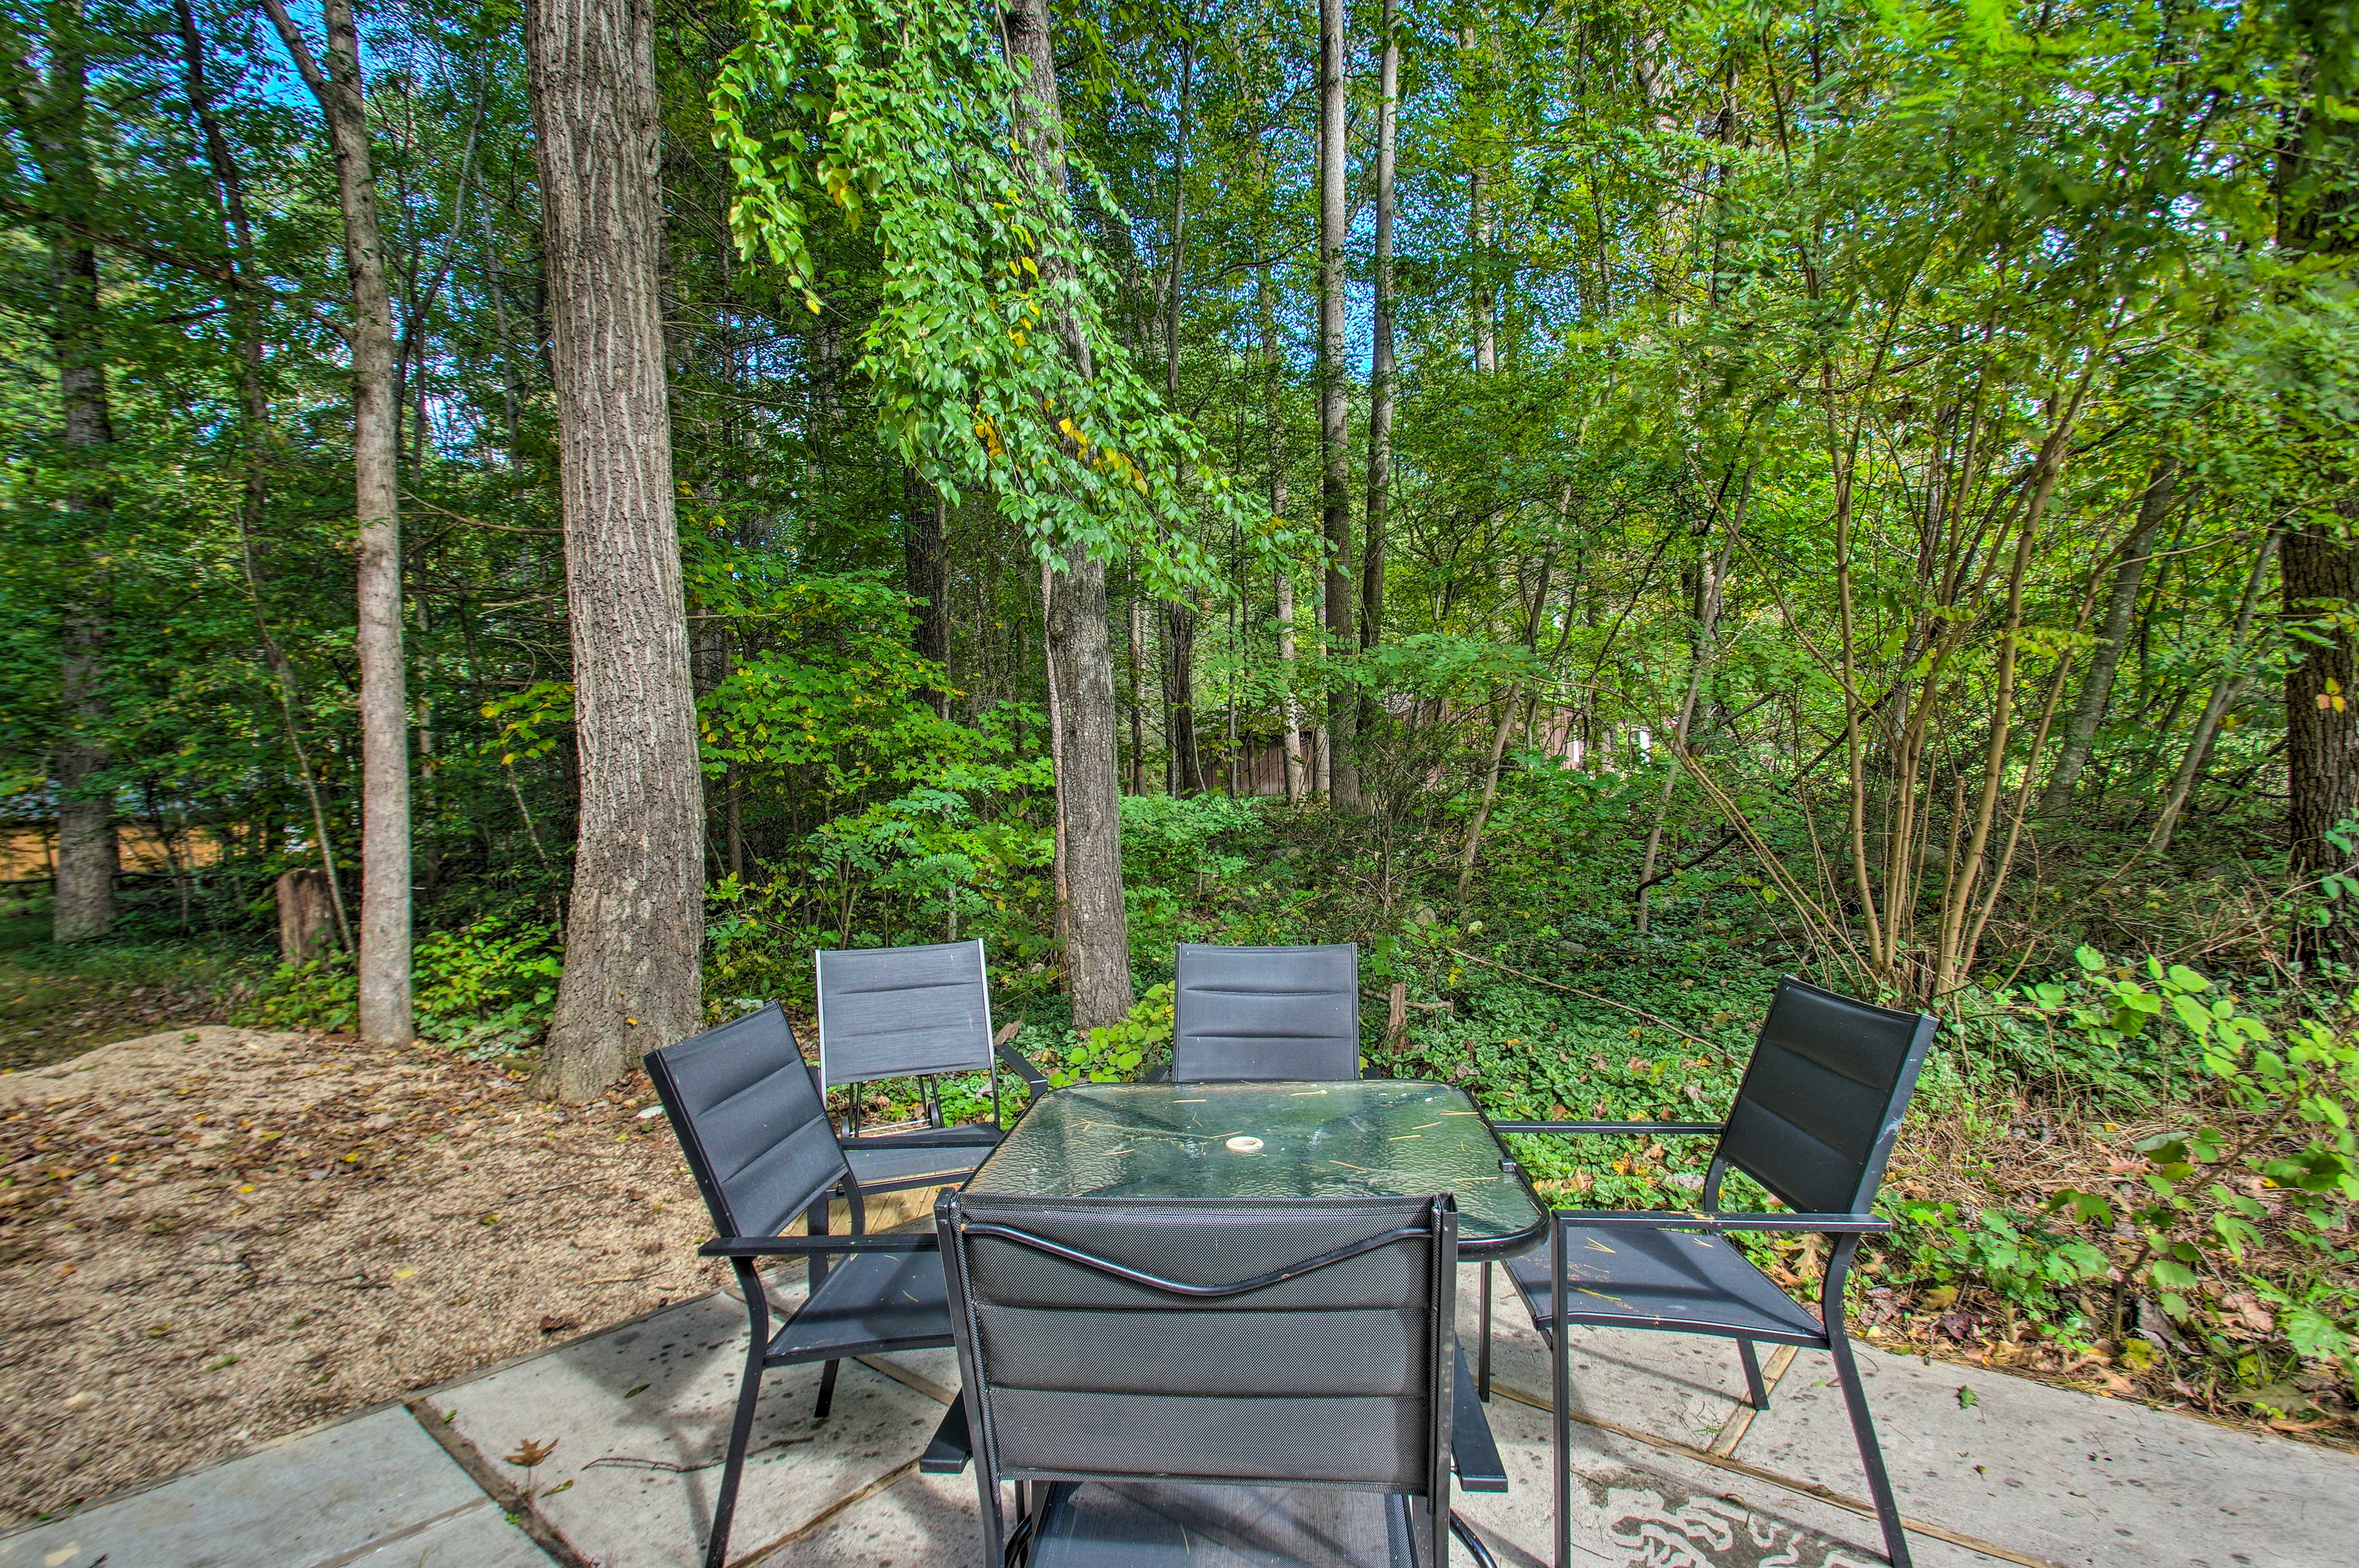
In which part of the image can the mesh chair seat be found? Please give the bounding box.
[764,1247,952,1365]
[1027,1481,1419,1568]
[1504,1224,1826,1344]
[844,1139,996,1193]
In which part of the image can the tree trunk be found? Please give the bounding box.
[2285,517,2359,948]
[1360,0,1396,752]
[1001,0,1133,1031]
[526,0,705,1098]
[2038,460,2177,815]
[261,0,411,1042]
[2277,16,2359,964]
[1317,0,1356,807]
[30,2,114,943]
[1259,262,1304,801]
[1127,595,1149,794]
[905,469,950,717]
[1165,602,1205,795]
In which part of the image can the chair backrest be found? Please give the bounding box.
[1713,976,1938,1217]
[1171,942,1360,1082]
[643,1002,848,1241]
[814,939,995,1090]
[937,1190,1455,1502]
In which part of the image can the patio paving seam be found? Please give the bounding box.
[402,1395,592,1568]
[1482,1378,2067,1568]
[742,1456,925,1566]
[302,1497,493,1568]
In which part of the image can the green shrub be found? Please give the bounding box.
[238,917,561,1058]
[1049,982,1175,1086]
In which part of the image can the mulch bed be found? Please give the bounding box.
[0,1026,723,1525]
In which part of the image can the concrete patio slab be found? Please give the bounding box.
[1731,1341,2359,1568]
[0,1405,551,1568]
[433,1285,949,1568]
[771,1373,1993,1568]
[1457,1262,1761,1449]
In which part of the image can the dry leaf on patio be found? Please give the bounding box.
[538,1313,580,1334]
[505,1436,559,1468]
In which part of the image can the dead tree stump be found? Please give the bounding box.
[275,869,335,967]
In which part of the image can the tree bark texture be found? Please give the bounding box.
[2277,20,2359,964]
[262,0,411,1040]
[1259,262,1304,800]
[526,0,706,1098]
[2285,513,2359,940]
[1361,0,1396,694]
[1316,0,1356,806]
[31,1,115,943]
[2038,459,2177,815]
[1001,0,1133,1030]
[1165,601,1205,795]
[1127,595,1149,794]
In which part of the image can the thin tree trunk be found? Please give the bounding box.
[2151,532,2277,855]
[1166,602,1205,794]
[1317,0,1355,807]
[1259,262,1304,800]
[1127,595,1149,794]
[525,0,705,1098]
[261,0,410,1040]
[1001,0,1133,1031]
[2038,459,2177,814]
[1044,562,1071,953]
[1360,0,1396,752]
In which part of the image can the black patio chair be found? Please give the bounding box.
[1169,941,1362,1082]
[1485,976,1936,1568]
[815,939,1047,1202]
[644,1001,963,1568]
[934,1187,1500,1568]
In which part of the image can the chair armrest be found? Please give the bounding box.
[1492,1120,1723,1136]
[1450,1343,1507,1492]
[839,1128,1003,1150]
[698,1233,940,1258]
[919,1392,971,1475]
[993,1025,1049,1094]
[1551,1209,1891,1236]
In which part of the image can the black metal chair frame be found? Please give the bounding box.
[936,1189,1501,1568]
[815,940,1049,1204]
[1485,977,1937,1568]
[646,1003,966,1568]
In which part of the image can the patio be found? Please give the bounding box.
[6,1233,2352,1568]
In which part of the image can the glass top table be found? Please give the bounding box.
[964,1079,1547,1256]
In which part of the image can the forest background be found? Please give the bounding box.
[4,0,2358,1445]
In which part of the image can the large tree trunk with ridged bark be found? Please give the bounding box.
[1000,0,1133,1031]
[30,1,115,942]
[260,0,410,1040]
[526,0,705,1098]
[2279,14,2359,969]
